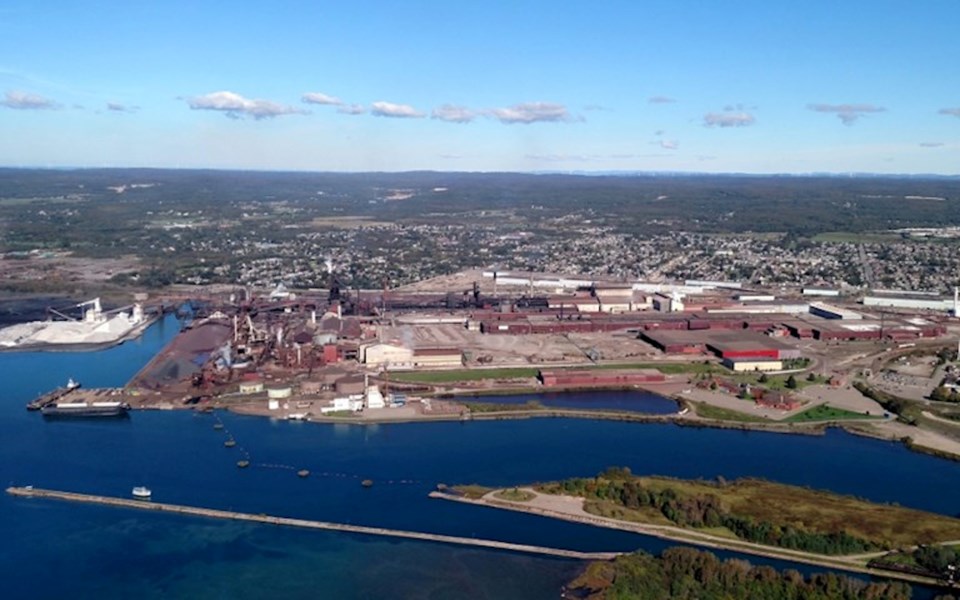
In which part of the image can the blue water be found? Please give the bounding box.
[462,389,678,414]
[1,315,956,598]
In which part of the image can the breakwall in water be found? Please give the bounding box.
[6,486,618,561]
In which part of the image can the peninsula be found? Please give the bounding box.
[437,468,960,589]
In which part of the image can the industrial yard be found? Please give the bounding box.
[12,266,960,459]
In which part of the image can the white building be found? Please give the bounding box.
[362,342,414,368]
[365,385,385,409]
[802,288,840,297]
[320,396,363,414]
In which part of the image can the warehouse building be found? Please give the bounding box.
[809,302,863,320]
[723,358,783,372]
[362,342,414,368]
[640,330,709,354]
[412,347,463,368]
[705,331,801,361]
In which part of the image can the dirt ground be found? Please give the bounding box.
[382,322,660,366]
[0,255,141,283]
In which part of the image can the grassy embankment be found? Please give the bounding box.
[389,362,720,385]
[535,471,960,552]
[785,404,881,423]
[691,401,768,423]
[462,400,544,413]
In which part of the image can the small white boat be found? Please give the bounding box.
[132,486,152,500]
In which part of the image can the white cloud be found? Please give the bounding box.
[703,111,755,128]
[337,104,366,115]
[649,95,675,104]
[187,91,307,120]
[489,102,575,124]
[658,139,679,150]
[370,101,424,118]
[1,89,59,110]
[106,102,138,113]
[302,92,343,106]
[431,104,476,123]
[939,107,960,118]
[807,103,885,125]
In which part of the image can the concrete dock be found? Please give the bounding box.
[6,486,619,561]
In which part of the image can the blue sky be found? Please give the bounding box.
[1,1,959,173]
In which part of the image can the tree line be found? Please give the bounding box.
[567,546,913,600]
[540,468,874,555]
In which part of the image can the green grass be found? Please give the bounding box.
[388,362,720,384]
[692,401,767,423]
[785,404,880,423]
[451,484,491,499]
[389,367,539,383]
[493,488,536,502]
[733,373,827,391]
[464,400,544,413]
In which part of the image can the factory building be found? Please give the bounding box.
[734,294,776,302]
[802,287,841,297]
[640,330,709,354]
[652,293,685,313]
[362,342,414,368]
[684,279,743,290]
[412,347,463,368]
[547,296,602,313]
[723,358,783,372]
[238,380,264,394]
[704,330,799,361]
[862,292,954,312]
[704,302,810,315]
[809,302,863,320]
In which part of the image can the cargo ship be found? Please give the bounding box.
[40,401,131,418]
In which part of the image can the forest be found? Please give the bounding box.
[565,546,917,600]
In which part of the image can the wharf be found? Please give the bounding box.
[5,486,619,561]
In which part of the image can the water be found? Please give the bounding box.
[1,316,956,598]
[461,389,678,414]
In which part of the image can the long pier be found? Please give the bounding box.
[6,486,618,561]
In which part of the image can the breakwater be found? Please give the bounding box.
[430,491,950,589]
[6,486,618,561]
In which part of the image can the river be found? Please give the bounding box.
[0,315,956,598]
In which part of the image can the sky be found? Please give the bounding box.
[1,1,959,174]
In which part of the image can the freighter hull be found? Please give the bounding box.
[41,403,130,418]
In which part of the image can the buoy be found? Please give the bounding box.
[213,423,224,430]
[224,439,236,448]
[361,479,373,488]
[237,460,250,468]
[297,469,310,478]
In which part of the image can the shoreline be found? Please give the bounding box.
[212,396,960,461]
[430,490,953,590]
